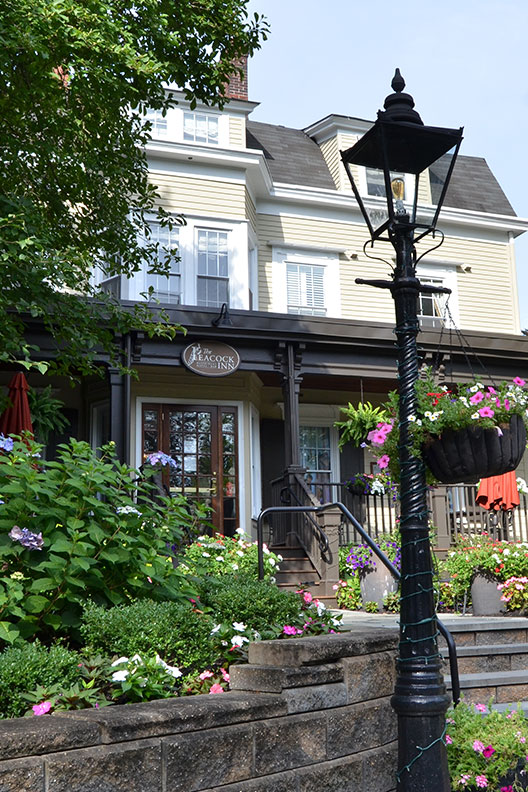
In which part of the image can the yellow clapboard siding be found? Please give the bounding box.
[319,138,341,190]
[256,212,516,332]
[229,116,245,148]
[245,189,257,235]
[151,174,245,219]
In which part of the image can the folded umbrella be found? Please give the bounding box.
[0,372,33,438]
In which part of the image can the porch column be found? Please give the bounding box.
[275,342,305,472]
[108,366,126,463]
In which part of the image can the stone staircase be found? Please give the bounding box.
[272,544,337,607]
[440,617,528,707]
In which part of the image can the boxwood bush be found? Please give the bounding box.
[0,641,81,719]
[80,600,216,672]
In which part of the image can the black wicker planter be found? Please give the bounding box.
[346,482,368,496]
[422,414,526,485]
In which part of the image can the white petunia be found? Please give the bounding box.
[268,558,276,566]
[471,412,479,420]
[232,621,246,631]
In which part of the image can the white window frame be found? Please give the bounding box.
[250,404,262,519]
[143,106,229,146]
[271,248,341,318]
[145,108,169,138]
[417,260,460,329]
[127,216,250,309]
[141,222,181,305]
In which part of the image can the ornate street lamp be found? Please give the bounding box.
[341,71,463,792]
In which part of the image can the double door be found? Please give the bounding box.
[142,404,238,536]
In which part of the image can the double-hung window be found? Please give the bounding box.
[183,112,219,145]
[145,223,181,305]
[418,276,446,328]
[286,263,326,316]
[197,229,229,307]
[145,109,168,138]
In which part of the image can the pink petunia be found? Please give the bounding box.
[473,740,485,753]
[368,430,389,446]
[378,454,390,469]
[487,386,497,395]
[475,776,488,788]
[482,745,495,758]
[500,786,513,792]
[209,683,224,694]
[479,406,495,418]
[470,391,484,404]
[513,377,526,387]
[445,734,453,744]
[505,398,511,411]
[32,701,52,716]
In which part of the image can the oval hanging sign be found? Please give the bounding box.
[181,340,240,378]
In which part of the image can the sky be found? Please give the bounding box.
[246,0,528,329]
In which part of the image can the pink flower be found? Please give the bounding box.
[209,683,224,694]
[470,391,484,404]
[458,774,471,786]
[474,703,487,713]
[482,745,495,758]
[513,377,526,387]
[473,740,485,753]
[303,591,313,604]
[505,398,511,411]
[479,406,495,418]
[32,701,52,716]
[221,668,230,683]
[500,786,513,792]
[199,670,214,680]
[475,776,488,788]
[496,398,501,408]
[283,625,298,635]
[378,454,390,469]
[445,734,453,744]
[368,430,388,446]
[487,386,497,395]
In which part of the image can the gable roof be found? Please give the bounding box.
[246,119,516,216]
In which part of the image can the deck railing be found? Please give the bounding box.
[305,479,528,549]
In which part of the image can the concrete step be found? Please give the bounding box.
[437,617,528,648]
[445,668,528,705]
[440,643,528,675]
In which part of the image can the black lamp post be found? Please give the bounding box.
[341,71,463,792]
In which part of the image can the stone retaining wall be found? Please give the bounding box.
[0,625,398,792]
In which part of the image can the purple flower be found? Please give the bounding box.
[9,526,44,551]
[146,451,177,468]
[0,434,14,452]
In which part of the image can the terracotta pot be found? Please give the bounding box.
[360,564,398,610]
[470,573,505,616]
[422,414,526,485]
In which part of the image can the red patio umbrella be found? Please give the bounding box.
[0,373,33,438]
[476,470,520,512]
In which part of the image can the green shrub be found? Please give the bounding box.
[197,575,309,637]
[0,641,80,719]
[178,531,282,580]
[0,438,203,644]
[80,600,216,673]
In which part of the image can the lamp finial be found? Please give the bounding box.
[391,69,405,93]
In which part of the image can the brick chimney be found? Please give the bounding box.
[224,55,248,100]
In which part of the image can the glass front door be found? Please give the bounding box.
[142,404,239,536]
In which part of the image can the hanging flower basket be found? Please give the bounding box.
[422,414,526,485]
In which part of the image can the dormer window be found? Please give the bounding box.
[366,168,406,199]
[183,112,219,145]
[145,109,168,138]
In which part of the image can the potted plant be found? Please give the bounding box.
[442,534,528,615]
[344,471,398,500]
[336,370,528,485]
[343,534,401,610]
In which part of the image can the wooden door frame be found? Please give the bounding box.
[136,396,246,534]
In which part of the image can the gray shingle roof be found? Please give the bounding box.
[246,119,515,216]
[246,121,336,190]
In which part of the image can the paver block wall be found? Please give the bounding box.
[0,626,398,792]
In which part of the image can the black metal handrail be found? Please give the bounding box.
[279,485,330,558]
[257,500,460,706]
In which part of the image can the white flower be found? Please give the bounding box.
[202,552,210,558]
[277,555,283,562]
[235,527,245,536]
[236,550,244,557]
[111,656,129,667]
[424,411,433,419]
[116,505,141,515]
[460,397,469,407]
[316,601,326,615]
[492,554,500,562]
[268,558,276,567]
[471,412,479,420]
[409,415,417,422]
[470,385,479,393]
[216,556,224,562]
[416,419,422,426]
[504,548,511,556]
[231,563,239,570]
[232,621,246,631]
[210,624,221,635]
[155,654,182,678]
[231,635,249,647]
[111,669,129,682]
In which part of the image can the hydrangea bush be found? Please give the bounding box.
[0,437,204,644]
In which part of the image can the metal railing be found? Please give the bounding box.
[256,500,460,706]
